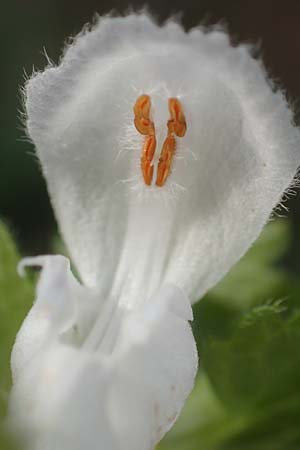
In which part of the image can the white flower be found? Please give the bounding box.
[9,12,300,450]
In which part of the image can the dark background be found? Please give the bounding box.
[2,0,300,268]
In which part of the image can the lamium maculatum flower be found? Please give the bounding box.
[9,12,300,450]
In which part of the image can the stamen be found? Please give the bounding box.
[134,94,155,135]
[141,135,156,185]
[156,134,176,187]
[133,95,187,187]
[134,95,156,185]
[167,98,187,138]
[156,98,187,187]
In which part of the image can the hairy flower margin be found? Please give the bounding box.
[9,12,300,450]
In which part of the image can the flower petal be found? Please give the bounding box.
[108,283,197,448]
[25,13,300,303]
[10,283,197,450]
[11,255,99,384]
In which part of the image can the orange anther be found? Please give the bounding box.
[134,95,154,135]
[167,98,187,138]
[141,135,156,185]
[134,95,157,185]
[156,99,186,186]
[133,95,186,187]
[156,134,176,187]
[142,134,156,163]
[134,117,152,135]
[134,94,151,119]
[141,159,154,185]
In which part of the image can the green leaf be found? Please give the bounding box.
[0,221,33,418]
[0,425,17,450]
[160,300,300,450]
[202,301,300,410]
[204,220,291,311]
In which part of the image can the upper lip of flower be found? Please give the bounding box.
[9,11,300,450]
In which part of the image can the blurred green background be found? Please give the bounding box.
[2,1,300,449]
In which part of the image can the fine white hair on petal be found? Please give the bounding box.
[24,13,300,307]
[10,279,197,450]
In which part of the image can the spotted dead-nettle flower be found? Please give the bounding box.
[10,12,300,450]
